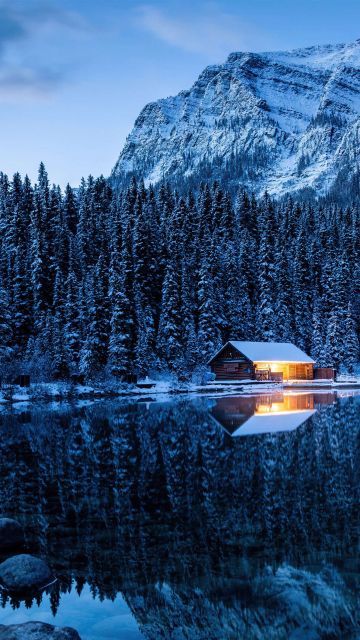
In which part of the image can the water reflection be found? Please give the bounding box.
[0,584,143,640]
[0,392,359,639]
[210,392,336,435]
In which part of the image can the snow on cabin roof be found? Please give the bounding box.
[231,410,317,437]
[209,341,315,364]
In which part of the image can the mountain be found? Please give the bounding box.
[112,40,360,198]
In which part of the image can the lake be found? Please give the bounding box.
[0,391,359,639]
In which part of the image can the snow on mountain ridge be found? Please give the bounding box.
[113,40,360,197]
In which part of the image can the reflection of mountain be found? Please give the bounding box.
[209,393,337,435]
[125,563,360,640]
[0,395,359,638]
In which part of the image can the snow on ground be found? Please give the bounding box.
[11,393,30,401]
[0,375,359,405]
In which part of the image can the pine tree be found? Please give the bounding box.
[198,256,221,360]
[157,256,183,370]
[293,221,312,350]
[0,284,13,362]
[224,249,252,340]
[324,310,344,369]
[79,258,109,378]
[135,305,156,377]
[180,264,199,370]
[343,303,359,373]
[256,225,276,341]
[64,266,81,373]
[30,224,46,332]
[310,300,325,364]
[273,237,294,341]
[108,266,135,378]
[63,183,78,235]
[108,222,136,378]
[13,246,32,350]
[52,312,69,379]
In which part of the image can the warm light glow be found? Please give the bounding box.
[253,362,312,382]
[255,395,314,413]
[254,361,290,380]
[255,410,315,416]
[254,361,308,364]
[268,363,282,373]
[256,402,285,413]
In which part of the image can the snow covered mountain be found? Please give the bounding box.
[112,40,360,198]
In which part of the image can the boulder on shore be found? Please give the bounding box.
[0,554,54,593]
[0,519,24,551]
[0,622,81,639]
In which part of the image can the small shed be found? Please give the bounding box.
[208,341,315,382]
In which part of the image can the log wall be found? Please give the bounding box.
[211,345,255,380]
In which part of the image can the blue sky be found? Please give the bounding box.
[1,0,360,186]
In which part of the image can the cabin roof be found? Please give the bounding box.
[229,410,317,437]
[208,341,315,364]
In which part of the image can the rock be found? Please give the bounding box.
[0,622,81,639]
[0,519,24,551]
[0,554,54,593]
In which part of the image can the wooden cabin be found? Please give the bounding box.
[208,341,315,382]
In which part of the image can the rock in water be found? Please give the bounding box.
[0,519,24,551]
[0,555,54,592]
[0,622,81,639]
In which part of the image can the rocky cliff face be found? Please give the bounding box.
[112,40,360,197]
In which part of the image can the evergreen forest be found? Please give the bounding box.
[0,163,359,382]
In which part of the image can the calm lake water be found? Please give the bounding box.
[0,391,359,639]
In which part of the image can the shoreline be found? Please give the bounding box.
[1,380,360,407]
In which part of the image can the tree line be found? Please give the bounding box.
[0,163,359,381]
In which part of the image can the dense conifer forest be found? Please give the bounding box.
[0,163,359,382]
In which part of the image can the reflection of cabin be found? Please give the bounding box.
[208,341,315,382]
[210,393,317,437]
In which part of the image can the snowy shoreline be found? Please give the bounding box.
[0,380,275,405]
[1,379,360,406]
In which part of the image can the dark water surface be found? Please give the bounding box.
[0,391,359,639]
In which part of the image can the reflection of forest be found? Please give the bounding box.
[0,397,359,639]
